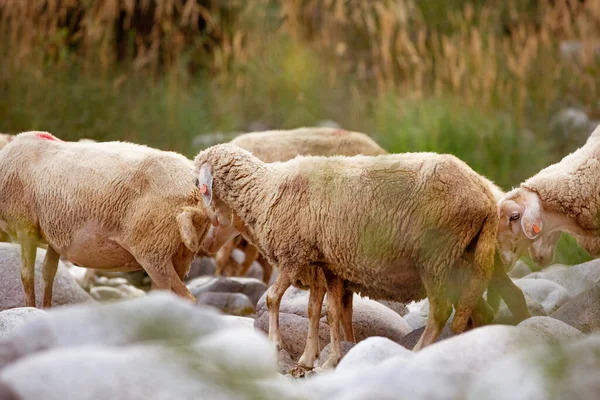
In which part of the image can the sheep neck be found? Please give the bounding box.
[214,160,273,230]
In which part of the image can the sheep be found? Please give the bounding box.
[193,144,499,368]
[497,125,600,269]
[0,133,14,150]
[209,127,387,282]
[0,131,209,308]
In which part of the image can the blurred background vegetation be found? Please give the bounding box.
[1,0,599,265]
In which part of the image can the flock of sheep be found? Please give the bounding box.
[0,125,599,374]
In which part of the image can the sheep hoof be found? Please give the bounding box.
[289,365,312,379]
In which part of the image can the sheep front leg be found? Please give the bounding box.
[18,230,38,308]
[266,269,292,348]
[321,271,345,369]
[41,246,60,308]
[341,288,355,342]
[296,278,327,370]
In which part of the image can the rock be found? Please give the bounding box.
[255,287,412,359]
[114,284,146,298]
[398,324,456,350]
[403,312,428,331]
[336,337,413,372]
[508,260,532,279]
[317,120,341,129]
[524,259,600,297]
[304,354,464,400]
[468,334,600,400]
[67,265,94,289]
[196,292,255,316]
[221,315,256,332]
[410,325,549,375]
[0,243,93,310]
[0,292,226,368]
[550,108,597,144]
[187,276,267,306]
[89,285,145,302]
[89,287,125,302]
[318,341,355,368]
[186,256,216,280]
[494,291,546,325]
[551,284,600,333]
[377,300,408,317]
[0,308,47,339]
[94,276,130,287]
[518,316,584,343]
[276,348,297,375]
[0,327,300,400]
[407,299,428,315]
[192,132,240,151]
[512,278,572,315]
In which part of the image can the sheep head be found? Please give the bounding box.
[497,188,547,268]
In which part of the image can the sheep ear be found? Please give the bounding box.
[198,164,213,206]
[521,204,543,240]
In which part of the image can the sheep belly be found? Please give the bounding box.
[339,257,426,303]
[61,222,141,271]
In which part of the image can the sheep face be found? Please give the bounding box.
[528,230,560,267]
[195,163,234,231]
[203,224,240,254]
[497,189,544,268]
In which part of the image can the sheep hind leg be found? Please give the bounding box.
[295,277,327,372]
[321,271,345,369]
[451,273,488,335]
[413,291,452,351]
[266,270,292,349]
[239,243,260,277]
[41,246,60,308]
[17,230,38,308]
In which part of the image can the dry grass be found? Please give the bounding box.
[2,1,599,110]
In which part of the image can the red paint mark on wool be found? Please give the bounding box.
[331,129,348,136]
[35,132,61,141]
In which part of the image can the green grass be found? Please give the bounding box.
[0,37,594,267]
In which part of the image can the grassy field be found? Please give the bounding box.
[1,0,599,265]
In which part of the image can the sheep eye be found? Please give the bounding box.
[193,177,199,187]
[509,212,520,221]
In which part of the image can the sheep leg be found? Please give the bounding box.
[469,297,495,328]
[413,291,452,351]
[341,288,355,342]
[18,230,38,308]
[321,271,345,369]
[490,267,530,322]
[296,278,327,369]
[145,260,197,303]
[257,253,273,284]
[486,286,501,314]
[41,246,60,308]
[239,243,260,277]
[451,274,488,334]
[266,270,292,348]
[215,238,238,276]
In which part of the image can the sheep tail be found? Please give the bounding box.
[451,213,498,333]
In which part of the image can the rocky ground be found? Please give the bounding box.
[1,243,600,399]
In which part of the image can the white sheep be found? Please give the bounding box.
[207,127,387,282]
[0,131,209,308]
[497,125,600,268]
[194,144,499,369]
